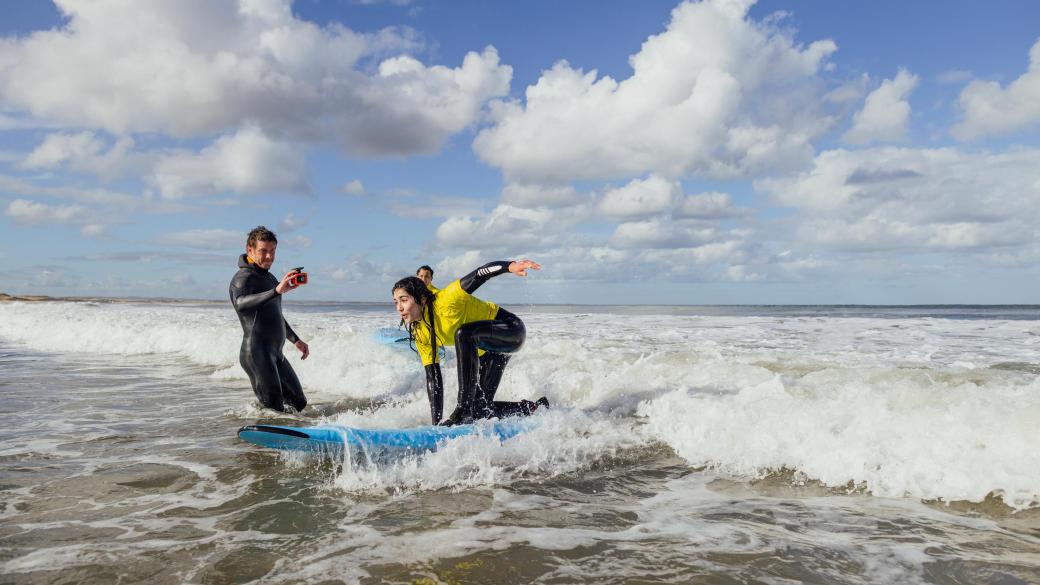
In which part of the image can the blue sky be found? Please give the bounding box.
[1,0,1038,304]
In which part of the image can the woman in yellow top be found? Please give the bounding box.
[392,259,549,426]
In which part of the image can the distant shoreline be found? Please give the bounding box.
[0,293,59,302]
[0,293,220,304]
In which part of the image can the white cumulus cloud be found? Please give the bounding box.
[433,250,488,282]
[155,228,244,250]
[676,192,745,219]
[278,212,308,232]
[609,218,718,249]
[500,183,585,208]
[148,126,308,198]
[5,198,87,225]
[5,199,109,239]
[20,132,143,181]
[599,175,681,220]
[843,68,919,144]
[757,146,1040,253]
[596,176,745,222]
[80,224,109,238]
[330,253,399,283]
[341,180,366,196]
[473,0,838,183]
[435,205,576,250]
[0,0,511,156]
[952,39,1040,140]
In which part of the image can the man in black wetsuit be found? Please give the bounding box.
[229,226,310,412]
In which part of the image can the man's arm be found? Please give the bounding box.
[230,272,278,312]
[424,364,444,424]
[231,269,302,311]
[283,318,310,359]
[232,288,278,312]
[284,319,299,344]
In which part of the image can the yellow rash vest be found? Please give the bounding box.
[412,279,498,366]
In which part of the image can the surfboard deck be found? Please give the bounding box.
[238,418,536,453]
[374,327,411,346]
[373,327,451,360]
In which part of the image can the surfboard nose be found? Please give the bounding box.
[238,424,310,438]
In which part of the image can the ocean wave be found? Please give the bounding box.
[2,300,1038,508]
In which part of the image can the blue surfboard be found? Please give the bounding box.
[374,326,411,347]
[373,327,451,360]
[238,418,536,453]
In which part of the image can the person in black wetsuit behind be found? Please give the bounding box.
[229,226,310,412]
[392,259,549,426]
[416,265,438,292]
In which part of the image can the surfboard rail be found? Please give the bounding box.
[238,418,537,453]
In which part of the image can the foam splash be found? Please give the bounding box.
[3,301,1039,508]
[0,301,420,398]
[323,409,648,494]
[639,369,1040,510]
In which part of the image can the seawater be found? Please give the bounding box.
[1,300,1039,584]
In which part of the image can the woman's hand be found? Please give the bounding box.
[508,259,541,277]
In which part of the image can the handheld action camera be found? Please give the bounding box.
[289,267,308,286]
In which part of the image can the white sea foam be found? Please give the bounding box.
[639,371,1040,508]
[326,409,648,494]
[2,301,1039,509]
[273,473,973,584]
[0,301,420,399]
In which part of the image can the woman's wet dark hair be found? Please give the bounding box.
[392,276,438,360]
[392,276,434,306]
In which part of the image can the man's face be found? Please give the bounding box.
[417,269,433,286]
[247,240,277,270]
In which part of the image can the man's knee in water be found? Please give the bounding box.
[287,393,307,412]
[277,364,307,412]
[252,376,292,413]
[254,392,286,412]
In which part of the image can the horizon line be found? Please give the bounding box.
[2,292,1038,309]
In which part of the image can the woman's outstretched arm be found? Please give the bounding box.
[459,259,541,294]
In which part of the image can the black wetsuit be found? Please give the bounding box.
[425,261,545,425]
[229,254,306,412]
